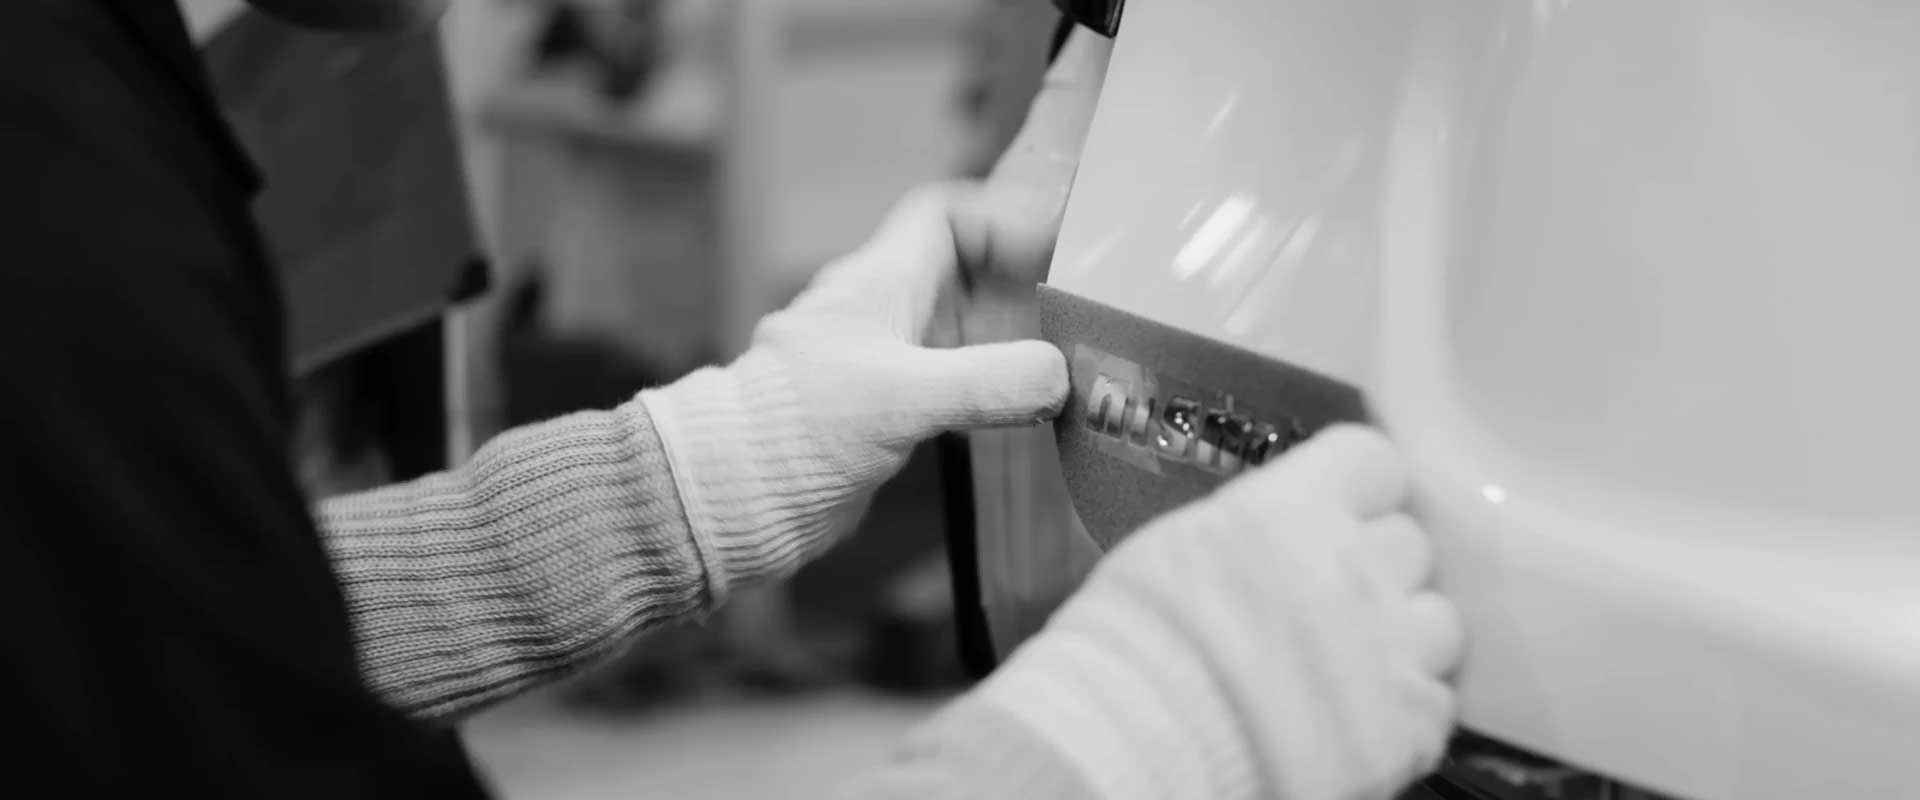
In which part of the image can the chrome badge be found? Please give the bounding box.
[1074,344,1309,478]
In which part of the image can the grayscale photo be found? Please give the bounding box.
[3,1,1904,798]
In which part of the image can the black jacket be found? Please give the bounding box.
[0,1,484,794]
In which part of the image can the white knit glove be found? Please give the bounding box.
[976,425,1464,800]
[641,185,1070,602]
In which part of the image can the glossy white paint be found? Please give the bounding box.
[1050,1,1920,797]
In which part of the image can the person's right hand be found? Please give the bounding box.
[977,425,1463,800]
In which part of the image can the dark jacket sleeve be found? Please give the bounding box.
[0,2,482,794]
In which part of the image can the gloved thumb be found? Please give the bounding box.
[902,340,1069,432]
[947,182,1063,286]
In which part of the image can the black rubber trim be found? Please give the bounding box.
[449,256,492,304]
[937,431,1000,677]
[1051,0,1124,37]
[1047,14,1074,62]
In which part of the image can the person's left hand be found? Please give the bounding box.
[641,28,1111,600]
[641,184,1068,599]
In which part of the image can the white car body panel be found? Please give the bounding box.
[1048,1,1920,797]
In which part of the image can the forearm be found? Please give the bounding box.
[316,397,719,720]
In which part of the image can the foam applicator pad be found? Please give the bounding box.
[1037,284,1368,549]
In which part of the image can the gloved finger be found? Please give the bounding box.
[946,182,1062,287]
[1398,676,1458,779]
[808,183,968,338]
[989,27,1113,190]
[1258,424,1409,519]
[905,340,1070,431]
[1400,591,1465,677]
[955,28,1113,288]
[1355,514,1433,593]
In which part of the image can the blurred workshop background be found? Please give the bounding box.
[181,0,1060,796]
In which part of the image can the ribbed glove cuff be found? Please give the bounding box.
[640,357,827,605]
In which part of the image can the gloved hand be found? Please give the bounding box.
[640,27,1109,603]
[974,425,1464,800]
[640,185,1069,601]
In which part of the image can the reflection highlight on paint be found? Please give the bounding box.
[1173,193,1256,279]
